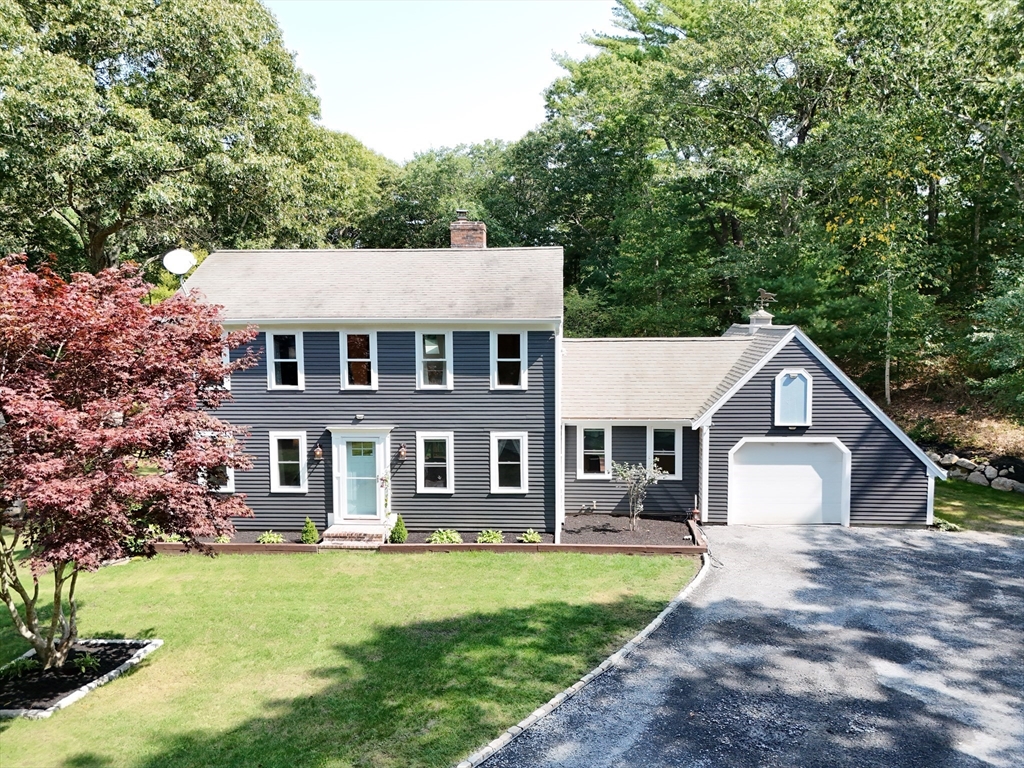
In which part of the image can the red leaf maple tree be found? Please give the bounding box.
[0,257,257,668]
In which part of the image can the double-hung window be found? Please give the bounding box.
[205,466,235,494]
[647,425,682,480]
[576,424,611,478]
[416,332,453,390]
[341,332,377,390]
[490,332,528,389]
[775,369,813,426]
[490,431,528,493]
[269,431,307,493]
[268,332,304,390]
[416,431,454,493]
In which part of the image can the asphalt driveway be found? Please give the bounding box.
[483,526,1024,768]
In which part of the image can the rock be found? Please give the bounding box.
[984,465,999,480]
[949,468,969,479]
[939,453,959,467]
[999,469,1009,477]
[956,458,978,471]
[991,477,1015,492]
[967,471,989,486]
[926,451,942,463]
[1013,479,1024,494]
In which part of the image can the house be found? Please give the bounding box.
[186,214,946,543]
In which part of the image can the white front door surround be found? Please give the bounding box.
[327,426,393,527]
[728,437,851,526]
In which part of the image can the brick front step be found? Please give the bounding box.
[320,524,386,548]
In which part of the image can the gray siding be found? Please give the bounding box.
[219,330,555,533]
[707,338,929,525]
[564,425,699,518]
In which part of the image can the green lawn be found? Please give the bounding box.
[0,551,698,768]
[934,479,1024,534]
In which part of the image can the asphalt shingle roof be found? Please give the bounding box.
[185,247,564,322]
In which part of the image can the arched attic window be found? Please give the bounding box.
[775,369,812,426]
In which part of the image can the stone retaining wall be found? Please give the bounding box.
[927,451,1024,494]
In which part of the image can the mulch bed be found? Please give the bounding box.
[0,642,147,711]
[203,529,306,544]
[403,530,556,544]
[561,514,694,545]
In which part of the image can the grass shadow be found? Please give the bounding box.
[57,596,665,768]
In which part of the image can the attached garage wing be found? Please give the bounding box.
[728,438,851,526]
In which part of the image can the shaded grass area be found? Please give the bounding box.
[934,480,1024,535]
[0,551,697,767]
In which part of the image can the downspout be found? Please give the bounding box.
[553,320,564,544]
[700,424,711,523]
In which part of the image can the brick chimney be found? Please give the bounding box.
[450,209,487,248]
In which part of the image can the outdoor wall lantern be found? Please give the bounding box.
[398,443,407,460]
[313,443,324,461]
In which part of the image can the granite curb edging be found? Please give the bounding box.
[453,552,712,768]
[0,638,163,719]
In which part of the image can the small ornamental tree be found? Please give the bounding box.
[612,461,667,532]
[0,257,257,669]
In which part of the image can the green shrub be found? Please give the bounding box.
[71,653,100,675]
[256,530,285,544]
[425,529,462,544]
[213,534,231,544]
[0,656,40,679]
[933,517,964,532]
[300,517,319,544]
[517,529,542,543]
[389,514,408,543]
[476,530,504,543]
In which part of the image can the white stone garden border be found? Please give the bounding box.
[0,638,163,719]
[454,553,711,768]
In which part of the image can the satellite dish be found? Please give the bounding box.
[162,248,196,276]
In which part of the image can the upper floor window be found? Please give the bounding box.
[775,369,812,426]
[490,431,528,493]
[490,332,528,389]
[416,431,454,493]
[342,332,377,390]
[268,332,304,390]
[416,332,453,390]
[647,425,682,480]
[204,465,235,494]
[269,430,307,493]
[576,424,611,478]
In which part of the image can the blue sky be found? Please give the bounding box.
[264,1,618,163]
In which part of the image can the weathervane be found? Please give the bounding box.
[754,288,777,311]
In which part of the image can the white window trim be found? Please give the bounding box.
[490,430,529,494]
[221,343,232,390]
[489,331,528,390]
[574,422,612,479]
[415,331,454,390]
[267,332,305,391]
[269,430,308,493]
[416,431,455,494]
[774,368,813,426]
[199,466,235,494]
[646,424,683,481]
[340,331,378,391]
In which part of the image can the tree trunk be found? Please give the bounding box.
[885,269,893,407]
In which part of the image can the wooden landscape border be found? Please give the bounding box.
[153,542,318,555]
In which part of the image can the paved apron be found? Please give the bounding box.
[483,526,1024,768]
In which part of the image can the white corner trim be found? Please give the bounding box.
[727,436,852,527]
[454,554,712,768]
[774,368,813,427]
[339,331,378,391]
[490,430,529,494]
[268,430,308,493]
[927,474,936,526]
[789,329,947,479]
[415,331,454,390]
[266,331,305,391]
[645,424,684,480]
[692,328,797,428]
[572,422,612,479]
[0,639,164,720]
[554,323,564,544]
[700,424,710,523]
[490,331,529,390]
[416,431,455,494]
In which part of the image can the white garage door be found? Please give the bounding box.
[729,440,847,525]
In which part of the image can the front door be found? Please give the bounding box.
[330,432,387,524]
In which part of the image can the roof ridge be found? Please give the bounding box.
[208,247,562,254]
[564,336,752,343]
